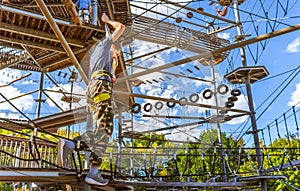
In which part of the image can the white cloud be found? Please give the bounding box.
[286,37,300,53]
[0,68,22,84]
[0,83,35,112]
[217,32,231,40]
[45,83,86,110]
[165,128,205,142]
[288,82,300,107]
[21,79,37,85]
[0,112,22,119]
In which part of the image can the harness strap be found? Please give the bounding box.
[94,93,110,104]
[91,70,112,80]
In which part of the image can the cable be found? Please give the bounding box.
[275,177,300,191]
[235,65,300,142]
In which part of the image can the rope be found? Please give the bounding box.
[182,147,189,176]
[267,153,278,172]
[293,106,299,131]
[283,113,291,146]
[201,154,206,173]
[275,119,281,139]
[279,151,286,171]
[268,125,272,149]
[211,147,217,176]
[261,130,267,147]
[233,147,242,174]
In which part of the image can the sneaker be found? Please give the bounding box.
[85,173,109,186]
[57,139,74,167]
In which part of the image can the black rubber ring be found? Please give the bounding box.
[131,103,141,114]
[203,89,213,99]
[179,97,188,106]
[217,84,229,95]
[143,103,153,112]
[219,110,228,115]
[225,101,234,108]
[155,101,164,110]
[228,96,238,102]
[167,98,176,108]
[189,93,199,103]
[231,89,241,96]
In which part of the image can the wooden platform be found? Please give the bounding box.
[0,169,257,190]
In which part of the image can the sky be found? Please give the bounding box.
[0,0,300,147]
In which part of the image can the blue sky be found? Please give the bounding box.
[0,0,300,146]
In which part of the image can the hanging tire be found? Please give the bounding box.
[217,84,229,95]
[225,101,234,108]
[189,93,199,103]
[131,103,141,114]
[228,96,238,102]
[231,89,241,96]
[167,98,176,108]
[203,89,213,99]
[143,103,152,112]
[155,101,163,110]
[179,97,188,106]
[219,110,228,115]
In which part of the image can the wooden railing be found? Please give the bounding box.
[0,135,60,169]
[0,48,30,70]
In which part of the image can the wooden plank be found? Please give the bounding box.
[0,22,85,47]
[110,179,247,188]
[0,34,65,52]
[239,175,286,181]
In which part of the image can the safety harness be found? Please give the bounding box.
[90,70,114,105]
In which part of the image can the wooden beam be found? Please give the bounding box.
[0,22,85,47]
[0,90,39,104]
[0,42,23,50]
[128,64,211,83]
[110,180,248,188]
[33,107,87,130]
[35,0,89,84]
[0,35,65,52]
[10,2,65,8]
[0,4,103,32]
[41,47,88,70]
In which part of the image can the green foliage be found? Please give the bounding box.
[263,135,300,190]
[0,182,13,191]
[174,129,243,181]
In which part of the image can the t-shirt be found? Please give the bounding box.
[76,0,91,10]
[88,36,113,79]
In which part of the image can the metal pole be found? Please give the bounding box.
[67,80,74,139]
[84,114,93,191]
[36,72,44,118]
[210,64,227,182]
[118,112,123,174]
[233,1,267,190]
